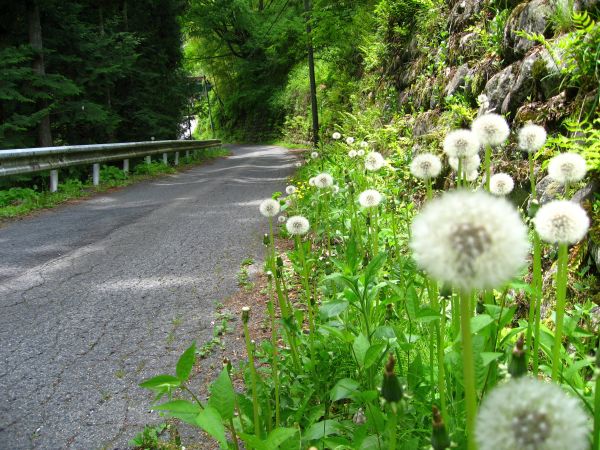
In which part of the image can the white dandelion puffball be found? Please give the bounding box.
[364,152,386,171]
[547,152,587,185]
[472,113,510,147]
[277,215,286,224]
[448,154,481,173]
[475,378,589,450]
[357,149,365,157]
[534,200,590,245]
[332,132,341,140]
[285,185,296,195]
[410,190,529,291]
[518,123,547,153]
[308,177,316,186]
[360,141,369,148]
[311,151,319,159]
[346,137,355,145]
[410,154,442,180]
[348,150,358,158]
[465,170,479,182]
[314,172,334,189]
[443,129,481,158]
[294,162,302,168]
[477,93,490,111]
[490,173,514,196]
[286,215,310,235]
[358,189,383,208]
[259,199,280,217]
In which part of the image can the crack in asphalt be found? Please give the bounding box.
[0,145,295,449]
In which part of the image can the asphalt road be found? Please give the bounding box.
[0,145,296,449]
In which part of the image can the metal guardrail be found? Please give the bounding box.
[0,139,221,192]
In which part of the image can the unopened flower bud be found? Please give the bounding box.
[241,306,250,324]
[263,234,270,246]
[431,405,451,450]
[528,198,540,218]
[508,334,527,378]
[381,354,403,403]
[276,256,284,267]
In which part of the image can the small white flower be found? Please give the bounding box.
[332,132,341,140]
[277,215,286,224]
[476,378,589,450]
[295,162,302,168]
[311,151,319,159]
[286,215,310,235]
[285,185,296,195]
[309,177,316,186]
[360,141,369,148]
[410,190,529,291]
[547,152,587,185]
[410,154,442,180]
[490,173,514,196]
[259,199,280,217]
[443,129,480,158]
[364,152,386,171]
[314,172,334,188]
[346,137,355,145]
[472,113,510,147]
[448,154,481,173]
[357,149,365,157]
[517,123,547,153]
[358,189,383,208]
[534,200,590,245]
[348,150,358,158]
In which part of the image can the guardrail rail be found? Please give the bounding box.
[0,139,221,192]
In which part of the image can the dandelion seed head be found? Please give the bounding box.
[348,150,358,158]
[517,124,547,153]
[332,132,341,140]
[277,215,286,224]
[314,172,334,188]
[360,141,369,148]
[410,153,442,180]
[547,152,587,185]
[448,154,481,172]
[295,162,302,168]
[443,129,480,158]
[259,198,280,218]
[490,173,514,196]
[358,189,383,208]
[357,149,365,157]
[311,151,319,159]
[475,378,589,450]
[534,200,590,244]
[364,152,386,171]
[346,137,355,145]
[285,185,296,195]
[472,113,510,147]
[286,215,310,235]
[465,170,479,182]
[410,190,528,291]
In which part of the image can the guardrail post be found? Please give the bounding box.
[163,153,168,165]
[92,163,100,186]
[145,156,151,164]
[174,152,179,166]
[50,170,58,193]
[123,159,129,173]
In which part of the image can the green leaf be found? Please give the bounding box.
[176,341,197,381]
[320,299,349,318]
[303,419,344,442]
[363,252,387,284]
[139,374,181,393]
[154,400,201,426]
[479,352,503,367]
[196,406,227,448]
[353,333,370,367]
[330,378,360,401]
[363,343,386,369]
[266,427,298,448]
[405,285,419,321]
[208,368,235,421]
[470,314,494,334]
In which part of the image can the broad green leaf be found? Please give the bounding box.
[480,352,503,367]
[363,343,386,369]
[195,406,227,449]
[405,285,419,321]
[266,427,299,448]
[303,419,344,441]
[176,341,196,381]
[154,400,201,426]
[330,378,360,401]
[353,333,370,367]
[363,252,387,284]
[208,368,235,420]
[139,374,181,393]
[373,326,396,340]
[470,314,494,334]
[320,299,349,318]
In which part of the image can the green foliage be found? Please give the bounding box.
[99,165,128,183]
[546,118,600,172]
[133,161,176,176]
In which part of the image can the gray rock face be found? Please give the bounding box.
[478,62,521,114]
[413,110,441,137]
[572,180,599,204]
[445,64,471,97]
[448,32,480,65]
[537,175,565,205]
[449,0,483,32]
[503,0,553,61]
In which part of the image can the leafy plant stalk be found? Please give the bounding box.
[551,243,569,381]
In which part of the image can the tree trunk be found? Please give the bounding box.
[27,0,53,147]
[303,0,319,147]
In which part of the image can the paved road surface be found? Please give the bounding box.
[0,145,296,449]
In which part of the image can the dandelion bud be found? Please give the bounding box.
[431,406,451,450]
[276,256,283,267]
[476,301,485,314]
[508,334,527,378]
[241,306,250,324]
[263,234,270,246]
[386,303,395,321]
[265,271,273,280]
[381,354,403,403]
[527,198,540,219]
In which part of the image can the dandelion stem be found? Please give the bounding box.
[460,290,477,450]
[484,144,491,192]
[528,152,537,199]
[531,231,543,375]
[242,319,262,437]
[267,291,280,427]
[594,352,600,450]
[552,243,569,381]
